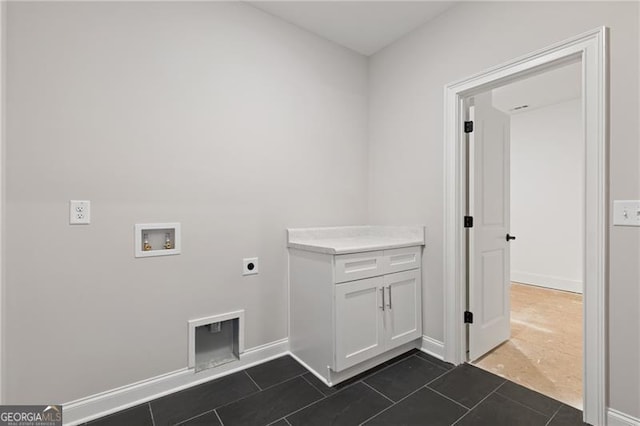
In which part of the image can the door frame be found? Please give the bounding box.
[443,27,608,425]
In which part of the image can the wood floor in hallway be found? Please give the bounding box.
[474,282,583,410]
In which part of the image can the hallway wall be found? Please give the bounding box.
[510,99,584,294]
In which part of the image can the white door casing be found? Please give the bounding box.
[444,27,607,425]
[468,93,512,361]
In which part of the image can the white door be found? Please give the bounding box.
[334,276,385,371]
[384,269,422,348]
[468,92,512,361]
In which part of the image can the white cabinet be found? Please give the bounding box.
[335,277,385,371]
[384,270,422,347]
[334,269,422,372]
[289,245,423,386]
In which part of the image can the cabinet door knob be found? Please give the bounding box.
[380,287,385,311]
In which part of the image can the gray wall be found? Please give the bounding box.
[4,2,369,403]
[367,1,639,417]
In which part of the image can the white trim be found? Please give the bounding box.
[511,272,582,294]
[607,409,640,426]
[187,310,245,370]
[288,351,329,387]
[420,335,445,360]
[63,338,289,426]
[443,27,608,426]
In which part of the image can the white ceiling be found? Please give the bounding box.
[248,1,456,56]
[493,61,582,114]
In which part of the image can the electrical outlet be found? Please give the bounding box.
[243,258,259,276]
[69,200,91,225]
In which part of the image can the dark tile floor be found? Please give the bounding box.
[85,350,589,426]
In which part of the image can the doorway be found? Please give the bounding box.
[443,27,607,425]
[468,61,584,409]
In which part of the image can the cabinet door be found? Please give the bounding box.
[384,270,422,348]
[334,277,385,372]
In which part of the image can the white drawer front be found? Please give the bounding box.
[383,246,421,274]
[334,251,383,283]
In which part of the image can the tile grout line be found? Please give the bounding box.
[348,351,454,420]
[243,370,262,391]
[423,364,455,387]
[544,404,564,426]
[262,359,414,425]
[294,352,454,426]
[153,365,281,426]
[269,387,329,422]
[214,409,224,426]
[323,351,415,390]
[494,389,562,419]
[299,355,394,398]
[357,382,443,425]
[341,349,421,383]
[413,353,455,371]
[258,371,306,391]
[265,415,292,426]
[360,381,395,404]
[174,408,218,425]
[450,380,507,426]
[148,402,156,426]
[245,364,311,393]
[356,356,457,424]
[425,386,473,411]
[275,357,423,426]
[300,374,333,397]
[215,374,302,412]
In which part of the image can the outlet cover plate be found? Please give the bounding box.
[69,200,91,225]
[243,258,259,276]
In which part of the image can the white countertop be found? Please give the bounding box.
[287,226,425,254]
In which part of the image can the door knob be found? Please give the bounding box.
[506,234,516,241]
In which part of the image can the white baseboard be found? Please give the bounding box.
[63,338,289,426]
[420,335,445,360]
[608,408,640,426]
[511,271,582,294]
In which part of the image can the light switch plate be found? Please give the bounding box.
[613,200,640,226]
[69,200,91,225]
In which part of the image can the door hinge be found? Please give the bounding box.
[464,121,474,133]
[464,311,474,324]
[464,216,473,228]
